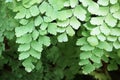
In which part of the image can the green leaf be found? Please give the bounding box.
[70,0,78,8]
[97,41,113,52]
[66,26,75,36]
[57,33,68,42]
[48,23,57,35]
[57,19,69,27]
[34,16,43,26]
[15,9,26,19]
[110,28,120,36]
[38,36,51,46]
[73,5,87,21]
[32,30,39,40]
[39,1,49,14]
[113,41,120,49]
[16,34,32,44]
[57,10,72,20]
[70,16,81,30]
[19,19,28,25]
[18,43,30,52]
[29,5,40,16]
[19,52,30,60]
[79,59,90,65]
[113,10,120,20]
[25,10,32,18]
[105,13,117,27]
[96,6,109,16]
[92,48,104,57]
[107,36,117,42]
[110,0,118,4]
[90,17,104,25]
[76,37,87,46]
[57,27,66,33]
[97,0,109,6]
[15,21,34,37]
[80,44,95,51]
[22,58,35,72]
[80,51,92,59]
[39,30,47,35]
[90,27,100,35]
[99,23,110,35]
[82,64,95,74]
[90,55,101,63]
[88,2,99,14]
[87,36,99,46]
[29,49,41,59]
[110,3,119,13]
[31,41,43,52]
[48,0,65,10]
[40,22,48,30]
[79,0,92,7]
[97,34,106,41]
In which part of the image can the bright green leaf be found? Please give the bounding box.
[57,33,68,42]
[87,36,99,46]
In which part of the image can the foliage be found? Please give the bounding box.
[0,0,120,80]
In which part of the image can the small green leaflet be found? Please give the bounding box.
[110,3,119,13]
[90,17,104,25]
[32,30,39,40]
[38,36,51,46]
[19,19,28,25]
[73,5,87,21]
[57,33,68,42]
[105,13,117,27]
[29,49,41,59]
[80,51,92,59]
[79,0,92,7]
[107,36,117,42]
[57,10,72,21]
[97,0,109,6]
[87,36,99,46]
[80,44,95,51]
[22,58,35,72]
[79,59,90,65]
[70,0,78,8]
[82,64,95,74]
[96,6,109,16]
[34,16,43,26]
[31,41,43,52]
[90,27,100,35]
[92,48,104,57]
[18,43,30,52]
[88,2,99,14]
[19,52,30,60]
[16,34,32,44]
[110,0,118,4]
[39,30,47,35]
[57,19,69,27]
[70,16,81,30]
[99,23,110,36]
[57,27,66,33]
[25,10,32,18]
[76,37,87,46]
[113,41,120,49]
[39,1,49,14]
[113,10,120,20]
[15,9,26,19]
[29,5,40,16]
[48,23,57,35]
[97,41,113,52]
[15,21,34,37]
[90,55,101,63]
[66,26,75,36]
[40,22,48,30]
[110,28,120,36]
